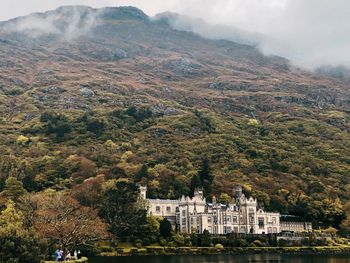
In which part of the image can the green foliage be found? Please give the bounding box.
[16,135,30,146]
[40,111,72,141]
[190,174,201,196]
[159,218,172,238]
[0,233,45,263]
[0,200,46,263]
[135,164,149,182]
[78,114,106,137]
[1,176,27,202]
[100,180,152,241]
[0,90,349,229]
[198,158,213,198]
[126,106,153,122]
[341,201,350,232]
[0,7,350,240]
[194,110,215,133]
[0,200,24,234]
[200,229,211,247]
[214,243,224,249]
[252,239,263,247]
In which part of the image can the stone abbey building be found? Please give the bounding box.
[140,186,312,234]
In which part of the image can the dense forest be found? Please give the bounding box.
[1,104,349,227]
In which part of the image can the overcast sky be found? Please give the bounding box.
[1,0,350,68]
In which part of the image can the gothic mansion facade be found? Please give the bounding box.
[140,186,284,235]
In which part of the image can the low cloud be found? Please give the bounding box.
[148,0,350,69]
[3,6,99,40]
[1,0,350,69]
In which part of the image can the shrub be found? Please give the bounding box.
[136,243,142,249]
[301,238,310,246]
[159,238,167,246]
[278,238,288,247]
[142,237,151,246]
[200,229,211,247]
[167,241,176,247]
[130,248,139,254]
[215,243,224,249]
[172,233,185,246]
[159,218,172,238]
[16,135,30,145]
[134,239,142,247]
[212,237,227,246]
[253,240,263,247]
[99,246,114,252]
[249,242,257,247]
[0,233,46,263]
[236,239,248,247]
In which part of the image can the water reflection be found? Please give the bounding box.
[90,254,350,263]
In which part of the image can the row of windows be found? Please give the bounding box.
[223,226,247,234]
[267,227,278,233]
[209,216,243,224]
[155,206,172,212]
[175,210,277,227]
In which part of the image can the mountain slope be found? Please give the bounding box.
[0,6,349,224]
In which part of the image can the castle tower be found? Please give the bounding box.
[235,185,243,200]
[239,196,258,234]
[193,188,204,199]
[139,185,147,199]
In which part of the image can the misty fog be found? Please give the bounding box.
[1,0,350,69]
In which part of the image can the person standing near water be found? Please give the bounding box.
[56,249,63,261]
[66,251,72,261]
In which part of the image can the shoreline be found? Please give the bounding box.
[98,246,350,257]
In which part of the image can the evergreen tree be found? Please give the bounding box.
[0,200,23,233]
[190,231,198,246]
[100,180,147,240]
[200,229,211,247]
[159,218,172,238]
[0,200,46,263]
[190,174,202,196]
[135,164,149,182]
[198,158,213,197]
[1,176,27,202]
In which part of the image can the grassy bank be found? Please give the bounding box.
[98,246,350,257]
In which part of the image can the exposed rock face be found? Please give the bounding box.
[113,48,128,60]
[40,86,65,94]
[79,87,95,97]
[150,103,180,116]
[0,5,349,116]
[163,58,205,77]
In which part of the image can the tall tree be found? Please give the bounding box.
[190,174,202,196]
[159,218,172,238]
[0,200,46,263]
[30,191,107,253]
[198,158,213,198]
[340,201,350,232]
[1,176,27,203]
[71,175,104,208]
[135,164,149,182]
[100,180,147,240]
[200,229,211,247]
[0,200,24,233]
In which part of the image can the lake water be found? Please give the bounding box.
[90,254,350,263]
